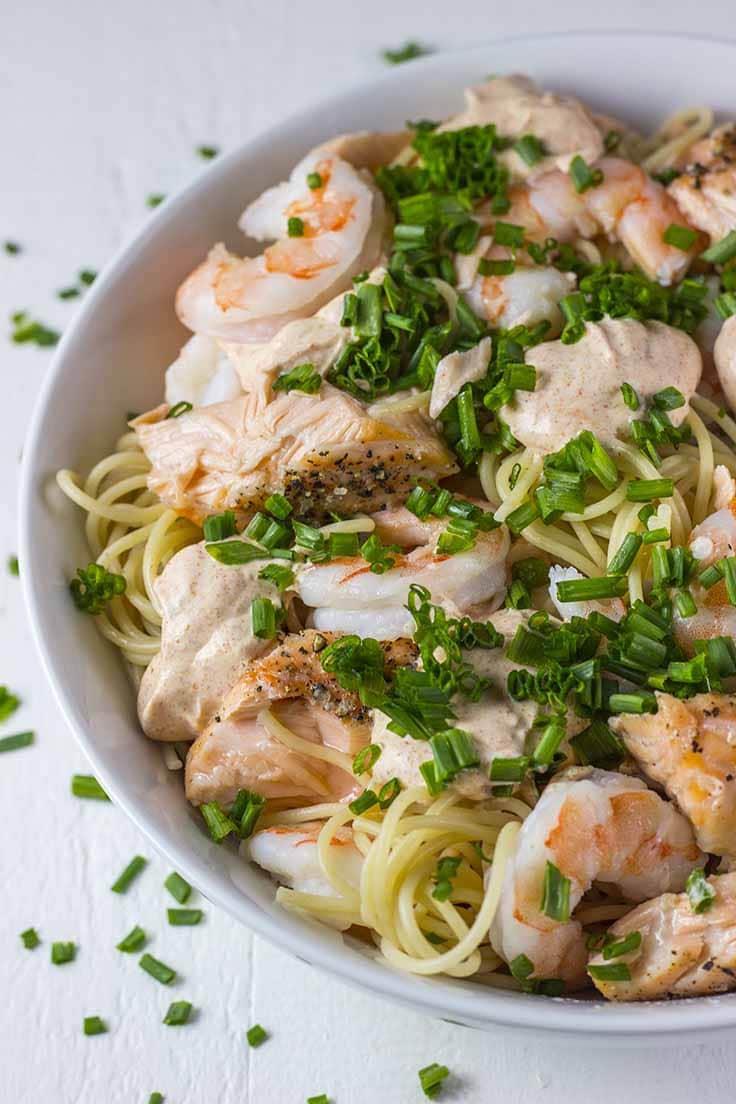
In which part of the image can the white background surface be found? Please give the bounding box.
[2,3,736,1101]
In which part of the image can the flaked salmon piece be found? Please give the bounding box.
[610,691,736,859]
[184,630,416,807]
[133,386,457,525]
[669,124,736,241]
[588,873,736,1001]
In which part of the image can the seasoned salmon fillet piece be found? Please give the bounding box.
[133,387,456,525]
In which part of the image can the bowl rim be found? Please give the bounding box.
[20,27,736,1037]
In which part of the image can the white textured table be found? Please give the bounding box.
[3,3,736,1101]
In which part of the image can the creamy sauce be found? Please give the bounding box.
[137,542,282,741]
[371,610,538,799]
[443,75,603,177]
[502,318,702,453]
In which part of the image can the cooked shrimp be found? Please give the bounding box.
[463,261,575,333]
[246,822,363,931]
[588,872,736,1000]
[669,124,736,241]
[673,480,736,650]
[548,565,626,624]
[489,767,704,989]
[176,153,387,342]
[165,334,243,408]
[297,506,510,639]
[501,318,701,454]
[505,157,701,285]
[610,691,736,858]
[715,315,736,413]
[185,631,415,807]
[133,386,456,525]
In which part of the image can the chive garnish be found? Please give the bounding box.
[541,861,571,922]
[381,41,430,64]
[251,596,280,640]
[20,928,40,949]
[51,941,76,965]
[139,953,176,985]
[272,362,321,394]
[58,286,80,300]
[70,562,126,614]
[555,575,628,602]
[10,311,60,347]
[167,401,193,418]
[167,908,203,926]
[162,1001,192,1026]
[83,1016,107,1036]
[353,745,381,776]
[0,730,33,753]
[287,216,305,237]
[8,555,19,576]
[246,1023,268,1047]
[71,774,110,800]
[662,224,697,251]
[700,230,736,266]
[117,926,147,953]
[200,800,237,842]
[4,241,21,255]
[197,145,219,160]
[569,155,603,193]
[588,962,631,982]
[602,930,641,959]
[148,1095,164,1104]
[620,382,639,410]
[307,171,323,189]
[111,855,147,894]
[147,193,166,208]
[418,1062,450,1098]
[686,868,716,913]
[163,871,192,904]
[513,134,545,166]
[307,1096,330,1104]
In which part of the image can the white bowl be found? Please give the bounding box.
[20,30,736,1040]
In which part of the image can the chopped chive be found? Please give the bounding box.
[230,788,265,839]
[621,382,639,410]
[478,257,515,276]
[83,1016,107,1036]
[686,867,716,913]
[202,510,237,542]
[662,224,697,251]
[4,240,21,255]
[117,925,146,953]
[625,478,673,502]
[258,563,294,592]
[251,596,279,640]
[698,563,723,589]
[719,556,736,605]
[556,575,628,602]
[111,855,147,894]
[588,962,631,982]
[513,134,545,166]
[505,499,540,534]
[349,789,379,816]
[307,171,323,189]
[264,492,292,520]
[307,1097,330,1104]
[700,230,736,266]
[607,533,642,575]
[20,927,40,949]
[602,930,642,959]
[57,286,80,300]
[71,774,109,800]
[8,554,19,576]
[641,527,669,544]
[287,216,305,237]
[674,588,697,618]
[200,800,237,842]
[652,386,685,410]
[168,908,203,926]
[163,1000,192,1026]
[197,145,219,160]
[79,269,97,286]
[381,41,430,64]
[147,193,166,208]
[569,155,603,193]
[164,872,192,904]
[353,744,381,775]
[570,719,624,769]
[418,1062,450,1098]
[0,730,34,753]
[532,721,566,767]
[167,401,193,418]
[246,1023,268,1047]
[148,1095,164,1104]
[51,941,76,965]
[377,777,401,809]
[272,362,321,395]
[493,221,525,248]
[541,861,571,921]
[608,691,658,715]
[139,953,176,985]
[489,756,529,783]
